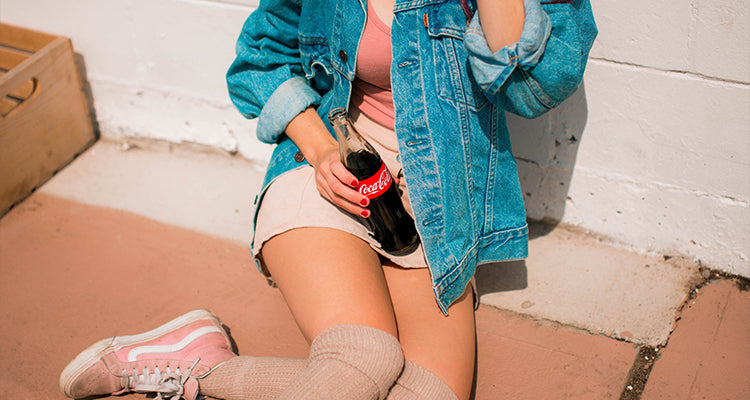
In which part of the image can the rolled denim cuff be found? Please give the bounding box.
[465,0,552,94]
[257,76,322,143]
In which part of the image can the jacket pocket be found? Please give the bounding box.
[425,1,488,111]
[299,35,334,93]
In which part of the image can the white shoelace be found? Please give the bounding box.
[121,358,201,400]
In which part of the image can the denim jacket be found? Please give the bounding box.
[227,0,597,312]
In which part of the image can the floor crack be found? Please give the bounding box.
[620,345,660,399]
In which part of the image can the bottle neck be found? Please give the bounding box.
[329,111,373,157]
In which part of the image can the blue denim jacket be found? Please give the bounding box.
[227,0,597,312]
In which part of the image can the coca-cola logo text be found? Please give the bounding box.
[357,163,393,199]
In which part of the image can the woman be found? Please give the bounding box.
[59,0,596,399]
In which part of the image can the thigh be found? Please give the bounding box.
[261,227,399,343]
[383,264,476,400]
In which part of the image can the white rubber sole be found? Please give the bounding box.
[59,309,223,397]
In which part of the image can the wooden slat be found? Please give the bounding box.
[0,37,69,99]
[1,77,36,109]
[0,46,31,71]
[0,37,39,103]
[12,80,34,99]
[7,79,35,100]
[0,23,58,52]
[0,96,19,116]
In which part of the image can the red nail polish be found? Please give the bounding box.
[351,179,358,186]
[360,198,368,206]
[361,210,370,218]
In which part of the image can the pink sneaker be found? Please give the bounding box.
[59,309,236,400]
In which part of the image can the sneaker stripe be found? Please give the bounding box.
[126,326,223,361]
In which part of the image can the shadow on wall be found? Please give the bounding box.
[74,53,101,140]
[475,85,589,297]
[511,83,589,224]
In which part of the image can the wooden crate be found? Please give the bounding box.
[0,23,96,216]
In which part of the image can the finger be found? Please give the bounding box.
[315,153,370,214]
[329,159,360,188]
[329,161,369,207]
[316,174,370,217]
[393,169,404,185]
[329,173,370,206]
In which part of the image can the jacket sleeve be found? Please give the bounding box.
[464,0,597,118]
[226,0,322,143]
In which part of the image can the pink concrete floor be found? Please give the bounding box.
[642,279,750,400]
[0,193,747,399]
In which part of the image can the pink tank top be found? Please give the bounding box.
[350,0,395,129]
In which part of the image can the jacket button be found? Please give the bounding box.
[338,50,348,62]
[294,151,305,163]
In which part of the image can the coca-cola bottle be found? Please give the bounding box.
[327,107,420,255]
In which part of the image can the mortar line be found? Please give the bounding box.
[86,75,238,110]
[588,57,750,88]
[571,165,750,207]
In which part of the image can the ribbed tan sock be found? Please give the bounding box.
[199,355,307,400]
[386,361,459,400]
[278,324,404,400]
[199,324,404,400]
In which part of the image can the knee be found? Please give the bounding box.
[310,324,405,399]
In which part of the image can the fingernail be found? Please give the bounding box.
[351,179,358,186]
[360,198,368,206]
[361,210,370,218]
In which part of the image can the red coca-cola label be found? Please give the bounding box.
[357,162,393,200]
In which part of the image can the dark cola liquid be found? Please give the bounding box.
[346,150,420,255]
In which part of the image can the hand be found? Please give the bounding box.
[311,146,371,218]
[282,107,371,217]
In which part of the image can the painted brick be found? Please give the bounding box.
[590,0,693,73]
[511,60,749,273]
[578,61,749,201]
[1,0,254,101]
[563,165,750,277]
[590,0,750,83]
[691,0,750,83]
[90,80,268,160]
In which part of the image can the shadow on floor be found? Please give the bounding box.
[474,221,557,296]
[476,260,528,296]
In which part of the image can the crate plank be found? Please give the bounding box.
[0,23,57,52]
[0,46,32,72]
[0,24,96,216]
[0,96,18,115]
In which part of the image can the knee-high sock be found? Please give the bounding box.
[278,324,404,400]
[386,361,459,400]
[199,324,404,400]
[199,355,307,400]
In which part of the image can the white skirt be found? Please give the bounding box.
[252,107,429,276]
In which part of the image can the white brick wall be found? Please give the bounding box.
[510,0,750,276]
[1,0,268,161]
[1,0,748,275]
[590,0,750,83]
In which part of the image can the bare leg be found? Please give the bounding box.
[260,227,398,342]
[383,264,476,400]
[260,227,403,400]
[202,229,473,400]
